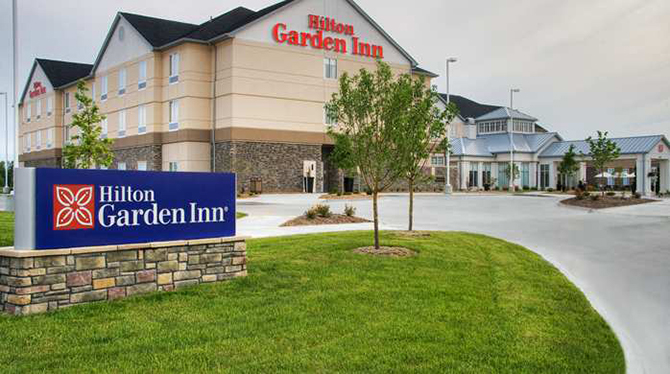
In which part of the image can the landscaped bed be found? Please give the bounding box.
[0,226,624,373]
[281,204,370,227]
[562,195,657,209]
[319,193,371,200]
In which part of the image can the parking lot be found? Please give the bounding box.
[239,193,670,374]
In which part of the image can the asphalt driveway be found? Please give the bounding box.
[238,193,670,374]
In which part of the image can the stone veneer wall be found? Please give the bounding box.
[24,158,61,168]
[113,145,162,171]
[0,237,247,316]
[216,141,323,193]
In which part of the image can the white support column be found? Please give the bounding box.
[549,162,557,189]
[477,162,484,189]
[529,163,538,188]
[491,163,499,189]
[661,160,670,193]
[579,162,587,183]
[636,155,653,196]
[461,161,470,190]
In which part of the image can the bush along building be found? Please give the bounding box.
[17,0,439,194]
[431,95,670,197]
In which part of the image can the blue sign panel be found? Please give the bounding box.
[34,168,236,250]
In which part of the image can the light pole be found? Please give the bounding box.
[509,88,520,192]
[444,57,457,195]
[0,93,7,193]
[12,0,18,188]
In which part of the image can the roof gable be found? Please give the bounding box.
[439,94,500,120]
[20,59,92,104]
[120,12,199,47]
[95,16,154,74]
[231,0,417,66]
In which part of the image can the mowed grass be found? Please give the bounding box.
[0,212,13,247]
[0,229,623,373]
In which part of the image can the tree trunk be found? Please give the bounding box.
[373,191,380,249]
[408,179,414,231]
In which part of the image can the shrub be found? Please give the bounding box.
[633,192,642,199]
[337,191,343,197]
[365,188,373,196]
[305,207,317,220]
[314,204,332,218]
[575,190,585,200]
[607,191,616,197]
[590,195,600,201]
[329,187,338,195]
[344,192,352,196]
[547,188,554,193]
[344,204,356,217]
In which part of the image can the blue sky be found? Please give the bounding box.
[1,0,668,159]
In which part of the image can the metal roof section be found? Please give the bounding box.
[475,107,538,122]
[539,135,668,158]
[451,132,561,157]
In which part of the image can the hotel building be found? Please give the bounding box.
[17,0,437,193]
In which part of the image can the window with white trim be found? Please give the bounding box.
[101,117,108,139]
[118,162,127,171]
[169,100,179,131]
[91,82,96,102]
[26,133,31,152]
[137,161,147,171]
[118,110,127,138]
[64,92,71,113]
[431,155,445,166]
[36,131,42,150]
[324,106,337,125]
[25,103,31,122]
[101,76,108,101]
[169,53,179,84]
[169,162,178,172]
[324,58,337,79]
[36,100,42,120]
[47,128,53,149]
[118,68,126,95]
[138,105,147,134]
[65,125,71,145]
[47,96,53,116]
[138,60,147,90]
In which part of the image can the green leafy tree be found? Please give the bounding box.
[504,163,520,187]
[63,80,114,169]
[397,81,457,231]
[558,145,580,191]
[585,131,621,197]
[0,161,14,190]
[326,61,409,249]
[327,132,357,193]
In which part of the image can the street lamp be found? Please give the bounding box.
[509,88,520,192]
[445,57,457,195]
[0,93,8,193]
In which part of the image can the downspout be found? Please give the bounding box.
[211,42,217,173]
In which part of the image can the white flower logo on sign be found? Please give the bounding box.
[55,186,94,228]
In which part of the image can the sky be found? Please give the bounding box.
[0,0,669,159]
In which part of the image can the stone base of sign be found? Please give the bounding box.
[0,237,248,316]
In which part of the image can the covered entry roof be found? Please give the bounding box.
[539,135,669,157]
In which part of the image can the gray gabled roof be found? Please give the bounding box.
[451,132,562,157]
[19,59,93,105]
[475,107,537,122]
[539,135,670,158]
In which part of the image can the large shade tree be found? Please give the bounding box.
[327,61,423,248]
[63,81,114,169]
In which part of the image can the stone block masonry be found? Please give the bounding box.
[0,237,248,316]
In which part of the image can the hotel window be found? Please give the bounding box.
[169,162,178,172]
[101,117,108,139]
[118,162,127,171]
[91,82,96,102]
[25,103,31,122]
[622,168,630,186]
[101,76,108,101]
[65,125,71,145]
[169,100,179,131]
[36,131,41,150]
[483,163,492,185]
[607,168,615,186]
[47,96,53,116]
[540,164,550,189]
[324,58,337,79]
[431,155,445,166]
[64,92,71,113]
[118,110,127,138]
[47,128,53,149]
[324,107,337,125]
[138,60,147,90]
[138,105,147,134]
[137,161,147,171]
[469,163,479,188]
[521,162,530,188]
[169,53,179,84]
[26,133,31,152]
[118,68,127,95]
[36,100,42,120]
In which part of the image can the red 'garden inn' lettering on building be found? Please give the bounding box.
[272,15,384,59]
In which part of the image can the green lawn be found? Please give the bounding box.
[0,212,13,247]
[0,230,623,373]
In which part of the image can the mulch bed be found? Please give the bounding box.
[281,214,370,227]
[353,246,417,257]
[561,196,657,210]
[319,194,372,200]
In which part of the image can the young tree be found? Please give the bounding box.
[326,61,410,249]
[585,131,621,197]
[504,163,520,188]
[63,80,114,169]
[558,144,580,191]
[396,79,457,231]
